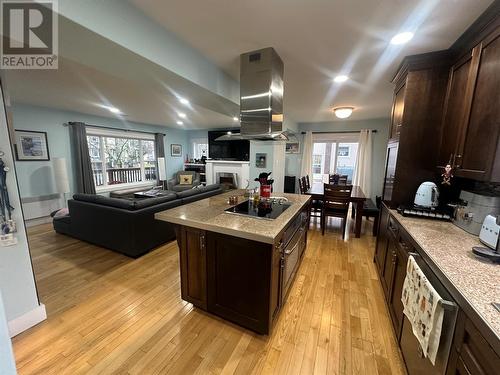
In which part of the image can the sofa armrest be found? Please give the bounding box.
[167,178,177,190]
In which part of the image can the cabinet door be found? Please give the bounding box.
[457,31,500,180]
[178,226,207,309]
[381,238,397,300]
[374,205,390,275]
[388,246,408,339]
[390,83,406,139]
[438,52,476,167]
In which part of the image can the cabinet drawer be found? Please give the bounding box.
[388,216,399,239]
[398,231,414,254]
[454,313,500,375]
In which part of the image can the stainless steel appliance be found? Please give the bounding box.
[472,215,500,262]
[414,181,439,208]
[280,210,308,301]
[453,190,500,235]
[216,47,288,141]
[400,252,458,375]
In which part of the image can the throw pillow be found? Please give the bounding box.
[179,174,193,185]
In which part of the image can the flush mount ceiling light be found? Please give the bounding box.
[176,121,184,125]
[232,116,239,122]
[178,97,189,105]
[390,31,414,45]
[333,75,349,83]
[177,112,187,118]
[227,131,232,135]
[333,107,354,119]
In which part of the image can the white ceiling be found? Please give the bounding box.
[131,0,494,123]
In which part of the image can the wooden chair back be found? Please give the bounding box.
[298,177,307,194]
[338,175,348,185]
[305,175,311,189]
[329,174,339,184]
[323,184,353,211]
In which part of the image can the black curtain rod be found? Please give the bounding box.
[64,122,166,136]
[300,129,377,134]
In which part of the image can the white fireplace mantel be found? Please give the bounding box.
[205,160,250,189]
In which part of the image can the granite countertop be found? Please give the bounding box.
[155,190,311,244]
[391,210,500,340]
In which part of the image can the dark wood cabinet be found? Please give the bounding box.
[390,82,406,139]
[438,52,475,168]
[383,52,450,207]
[375,205,500,375]
[458,30,500,181]
[374,205,390,273]
[176,226,207,309]
[447,311,500,375]
[438,26,500,181]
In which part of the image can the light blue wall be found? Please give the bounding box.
[11,104,189,198]
[297,118,390,200]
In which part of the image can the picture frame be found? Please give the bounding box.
[14,130,50,161]
[255,153,267,168]
[171,144,182,157]
[285,142,300,154]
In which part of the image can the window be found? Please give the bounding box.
[86,127,157,191]
[310,134,359,184]
[192,138,208,160]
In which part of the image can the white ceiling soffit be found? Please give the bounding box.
[5,14,240,129]
[131,0,494,122]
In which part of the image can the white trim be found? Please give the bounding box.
[95,181,156,193]
[8,304,46,338]
[86,126,155,140]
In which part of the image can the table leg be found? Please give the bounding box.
[351,202,356,219]
[354,200,364,238]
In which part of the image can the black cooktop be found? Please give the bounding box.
[225,199,291,220]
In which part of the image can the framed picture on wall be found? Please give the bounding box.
[14,130,50,161]
[256,153,267,168]
[171,144,182,157]
[285,142,300,154]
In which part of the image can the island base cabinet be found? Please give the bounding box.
[206,233,274,334]
[176,226,207,310]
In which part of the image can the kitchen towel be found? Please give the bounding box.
[401,255,444,365]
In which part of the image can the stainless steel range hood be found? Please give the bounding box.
[217,47,287,141]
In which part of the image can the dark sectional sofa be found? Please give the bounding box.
[53,184,223,258]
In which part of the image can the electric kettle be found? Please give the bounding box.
[414,181,439,208]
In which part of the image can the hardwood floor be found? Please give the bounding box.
[13,218,406,374]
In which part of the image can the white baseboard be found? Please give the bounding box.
[8,304,47,338]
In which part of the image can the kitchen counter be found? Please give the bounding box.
[390,210,500,340]
[155,190,310,244]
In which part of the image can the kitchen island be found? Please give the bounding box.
[155,190,310,334]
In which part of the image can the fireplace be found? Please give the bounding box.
[216,172,238,190]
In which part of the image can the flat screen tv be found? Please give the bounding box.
[208,130,250,161]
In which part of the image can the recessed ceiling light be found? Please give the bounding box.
[177,112,186,118]
[333,75,349,83]
[176,121,184,125]
[179,97,189,105]
[102,105,121,114]
[232,116,238,122]
[333,107,354,119]
[390,32,414,45]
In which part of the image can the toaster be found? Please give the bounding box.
[479,215,500,249]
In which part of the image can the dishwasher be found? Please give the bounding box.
[400,252,459,375]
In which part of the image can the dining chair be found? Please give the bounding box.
[321,184,353,238]
[301,177,308,193]
[339,175,348,185]
[305,175,311,190]
[329,174,340,185]
[363,196,382,236]
[298,177,307,194]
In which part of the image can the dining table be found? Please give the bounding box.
[305,183,367,238]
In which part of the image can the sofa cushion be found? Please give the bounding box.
[178,174,193,185]
[175,184,220,199]
[133,193,177,209]
[73,194,136,210]
[109,186,153,198]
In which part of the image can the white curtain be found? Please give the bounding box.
[353,129,373,198]
[300,131,313,178]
